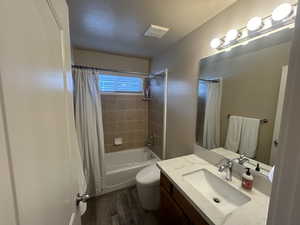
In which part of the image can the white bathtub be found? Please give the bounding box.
[103,147,159,194]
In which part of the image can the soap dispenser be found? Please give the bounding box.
[242,168,253,190]
[255,163,261,172]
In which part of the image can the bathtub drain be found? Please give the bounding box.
[213,197,221,204]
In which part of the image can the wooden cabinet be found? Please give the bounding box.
[160,187,190,225]
[160,173,209,225]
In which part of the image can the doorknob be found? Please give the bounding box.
[274,139,279,147]
[76,193,90,206]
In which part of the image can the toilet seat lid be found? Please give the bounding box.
[136,164,160,185]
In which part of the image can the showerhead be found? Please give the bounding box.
[148,72,165,79]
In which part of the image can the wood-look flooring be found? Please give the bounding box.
[82,187,160,225]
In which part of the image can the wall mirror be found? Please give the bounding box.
[196,28,293,171]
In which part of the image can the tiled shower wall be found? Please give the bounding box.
[101,95,148,153]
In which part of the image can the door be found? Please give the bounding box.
[0,0,83,225]
[270,65,288,165]
[0,94,18,225]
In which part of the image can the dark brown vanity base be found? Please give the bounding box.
[160,173,209,225]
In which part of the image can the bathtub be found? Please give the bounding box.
[103,147,159,194]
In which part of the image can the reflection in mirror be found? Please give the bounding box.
[196,28,293,166]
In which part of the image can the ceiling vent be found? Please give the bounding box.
[144,24,169,38]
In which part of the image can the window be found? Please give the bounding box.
[98,74,143,93]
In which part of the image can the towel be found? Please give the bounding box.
[225,116,243,152]
[239,117,260,158]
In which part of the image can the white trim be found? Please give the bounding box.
[270,65,288,165]
[152,69,168,160]
[162,69,168,160]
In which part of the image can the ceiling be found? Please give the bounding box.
[68,0,237,58]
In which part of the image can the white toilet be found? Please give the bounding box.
[136,164,160,210]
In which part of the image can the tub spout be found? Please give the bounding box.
[146,135,154,147]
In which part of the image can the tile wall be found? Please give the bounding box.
[101,94,148,153]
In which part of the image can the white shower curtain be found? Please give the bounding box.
[72,68,105,196]
[203,81,222,149]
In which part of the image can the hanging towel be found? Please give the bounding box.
[225,116,243,152]
[239,117,260,158]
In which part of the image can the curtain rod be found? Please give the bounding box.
[199,79,220,83]
[72,64,149,76]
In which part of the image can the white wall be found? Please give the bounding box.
[73,48,150,74]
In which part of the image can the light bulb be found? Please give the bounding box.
[272,3,293,21]
[264,18,273,29]
[247,17,263,32]
[288,23,295,29]
[210,38,223,49]
[225,29,240,42]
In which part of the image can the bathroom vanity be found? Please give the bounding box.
[157,155,270,225]
[160,172,209,225]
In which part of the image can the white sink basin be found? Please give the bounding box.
[183,169,251,215]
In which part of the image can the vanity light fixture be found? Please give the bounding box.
[225,29,240,42]
[209,2,297,51]
[263,18,273,30]
[210,38,223,49]
[242,41,249,46]
[272,3,293,22]
[247,17,263,32]
[288,23,295,29]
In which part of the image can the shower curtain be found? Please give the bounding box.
[72,68,105,196]
[203,81,222,149]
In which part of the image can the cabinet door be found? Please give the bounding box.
[160,187,190,225]
[173,188,209,225]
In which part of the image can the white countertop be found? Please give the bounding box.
[157,154,270,225]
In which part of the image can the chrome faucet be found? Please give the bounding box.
[217,155,249,181]
[218,159,233,181]
[237,154,249,165]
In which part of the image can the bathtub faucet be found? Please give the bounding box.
[146,135,154,147]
